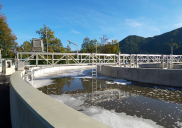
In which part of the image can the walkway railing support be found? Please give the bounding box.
[161,55,164,69]
[136,55,138,68]
[15,52,182,68]
[118,52,120,67]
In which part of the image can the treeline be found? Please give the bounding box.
[0,2,119,59]
[80,35,119,54]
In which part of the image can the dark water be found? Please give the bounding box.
[38,76,182,128]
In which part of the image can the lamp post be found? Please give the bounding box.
[67,40,78,59]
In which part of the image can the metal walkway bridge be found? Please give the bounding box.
[16,52,182,68]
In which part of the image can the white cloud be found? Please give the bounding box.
[125,17,145,27]
[107,38,118,43]
[142,26,161,37]
[16,33,32,39]
[71,29,81,35]
[173,22,182,28]
[126,20,142,27]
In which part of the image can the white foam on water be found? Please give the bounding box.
[175,121,182,127]
[32,79,54,88]
[32,66,93,78]
[31,66,132,88]
[28,66,92,88]
[50,94,163,128]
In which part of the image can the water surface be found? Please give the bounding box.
[37,70,182,128]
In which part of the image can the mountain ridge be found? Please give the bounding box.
[119,27,182,54]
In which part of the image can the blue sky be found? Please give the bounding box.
[1,0,182,51]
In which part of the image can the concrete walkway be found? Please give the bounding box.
[0,75,12,128]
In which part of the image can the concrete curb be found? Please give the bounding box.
[97,65,182,87]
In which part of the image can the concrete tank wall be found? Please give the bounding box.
[97,65,182,87]
[10,69,111,128]
[138,63,182,69]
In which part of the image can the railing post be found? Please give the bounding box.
[123,55,125,67]
[133,55,135,65]
[147,55,149,63]
[81,55,82,63]
[161,55,164,69]
[20,53,22,61]
[170,54,173,69]
[52,54,54,66]
[136,54,138,68]
[130,54,132,68]
[118,52,120,66]
[167,55,168,69]
[36,53,38,67]
[89,54,90,64]
[17,52,19,60]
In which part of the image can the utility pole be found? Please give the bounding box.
[96,41,97,54]
[46,26,48,65]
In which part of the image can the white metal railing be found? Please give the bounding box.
[16,52,118,66]
[16,52,182,68]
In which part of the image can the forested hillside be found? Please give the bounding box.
[119,27,182,54]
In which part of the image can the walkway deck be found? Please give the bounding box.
[0,75,12,128]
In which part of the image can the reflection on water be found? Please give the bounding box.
[38,77,182,128]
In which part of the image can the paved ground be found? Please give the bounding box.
[0,75,12,128]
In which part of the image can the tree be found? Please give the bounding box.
[103,39,120,54]
[81,36,90,53]
[80,37,100,53]
[36,24,65,53]
[80,35,120,54]
[65,45,71,53]
[36,25,66,64]
[99,34,109,53]
[0,3,18,58]
[88,39,98,53]
[20,40,31,52]
[19,40,31,59]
